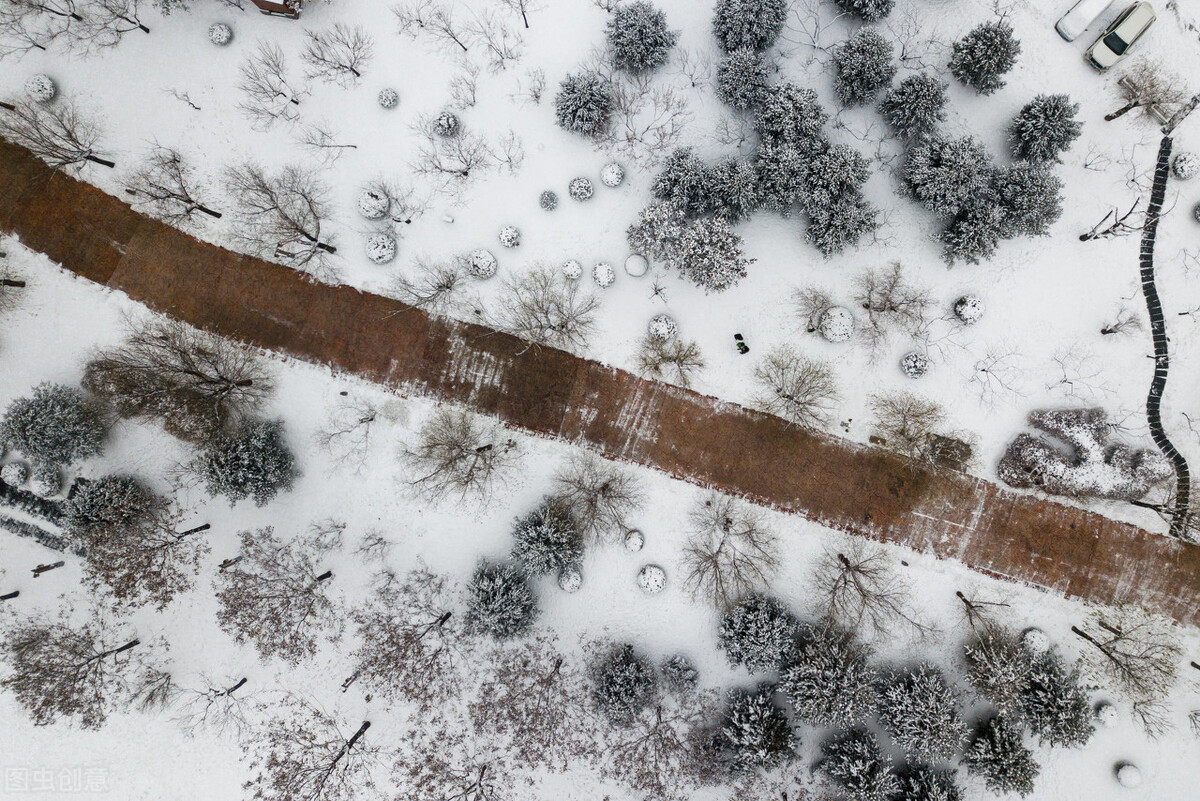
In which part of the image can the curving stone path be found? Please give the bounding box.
[2,140,1200,626]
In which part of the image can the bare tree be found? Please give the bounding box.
[344,567,464,711]
[1047,344,1111,401]
[449,59,481,108]
[1079,198,1154,242]
[602,690,719,801]
[814,541,929,637]
[492,266,599,353]
[1100,303,1143,336]
[495,0,539,28]
[605,75,691,168]
[1072,603,1182,703]
[245,694,378,801]
[124,144,221,226]
[223,162,338,279]
[411,117,496,192]
[293,120,358,167]
[355,529,393,563]
[301,23,373,86]
[681,491,779,608]
[793,286,835,333]
[237,40,304,129]
[884,4,946,71]
[868,391,946,460]
[955,587,1012,634]
[636,336,705,387]
[400,407,521,503]
[0,98,113,170]
[214,527,340,665]
[174,674,256,739]
[395,709,516,801]
[673,47,712,92]
[1131,698,1173,739]
[467,8,522,72]
[388,257,475,317]
[314,392,379,470]
[493,129,524,174]
[393,0,475,55]
[73,0,151,52]
[854,262,932,355]
[83,316,273,442]
[1106,57,1189,121]
[552,452,645,544]
[752,346,839,428]
[509,67,546,105]
[0,0,82,57]
[967,343,1025,408]
[0,611,167,729]
[781,0,843,67]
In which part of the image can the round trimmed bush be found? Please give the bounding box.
[1020,627,1050,653]
[208,23,233,46]
[607,1,678,73]
[624,254,648,277]
[558,563,583,593]
[561,259,583,280]
[1094,702,1118,729]
[377,87,399,109]
[555,71,613,138]
[539,190,559,210]
[357,187,390,220]
[24,74,57,103]
[593,262,616,288]
[365,234,397,264]
[818,306,854,343]
[467,249,498,279]
[498,225,521,248]
[647,313,677,342]
[433,111,460,137]
[1,460,30,486]
[901,351,929,379]
[30,464,62,497]
[954,294,984,325]
[601,162,626,187]
[569,177,595,201]
[624,528,645,551]
[1173,152,1199,180]
[637,564,666,594]
[1116,763,1142,788]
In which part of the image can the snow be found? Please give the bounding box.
[623,253,648,277]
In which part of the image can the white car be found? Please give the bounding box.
[1056,0,1115,42]
[1087,2,1156,70]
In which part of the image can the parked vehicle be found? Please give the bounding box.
[1057,0,1115,42]
[1087,2,1156,70]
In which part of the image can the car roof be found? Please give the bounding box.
[1116,2,1156,32]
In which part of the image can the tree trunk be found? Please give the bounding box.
[1105,100,1140,121]
[84,154,117,168]
[176,523,211,537]
[197,204,223,219]
[1,278,25,288]
[0,590,18,601]
[223,677,248,695]
[315,570,333,582]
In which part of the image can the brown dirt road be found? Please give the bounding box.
[2,140,1197,627]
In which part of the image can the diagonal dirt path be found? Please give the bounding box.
[2,140,1198,627]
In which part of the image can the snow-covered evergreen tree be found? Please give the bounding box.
[716,48,771,110]
[834,0,894,22]
[706,157,761,222]
[994,162,1063,238]
[780,625,877,728]
[672,216,753,292]
[554,71,613,138]
[755,141,810,212]
[832,29,896,107]
[807,197,880,256]
[509,497,583,576]
[718,594,799,673]
[894,764,962,801]
[963,630,1033,715]
[879,73,948,138]
[0,383,106,467]
[712,0,788,52]
[652,148,712,218]
[194,418,296,507]
[800,144,871,212]
[903,135,995,217]
[660,653,699,692]
[715,684,796,771]
[66,474,164,542]
[755,83,828,149]
[626,201,688,261]
[941,201,1004,265]
[1009,94,1082,163]
[964,715,1039,797]
[948,21,1020,96]
[819,727,899,801]
[466,560,538,639]
[877,664,968,763]
[607,1,678,72]
[1019,651,1093,748]
[591,643,657,723]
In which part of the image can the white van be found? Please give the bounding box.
[1056,0,1115,41]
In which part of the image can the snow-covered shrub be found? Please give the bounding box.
[557,563,582,593]
[1116,763,1142,788]
[798,144,878,255]
[624,528,645,551]
[713,684,796,771]
[377,87,399,109]
[561,259,583,280]
[30,464,61,497]
[624,254,648,276]
[901,351,929,379]
[1172,151,1200,180]
[606,1,678,73]
[953,295,983,324]
[539,190,559,210]
[208,22,233,46]
[647,313,678,342]
[555,71,613,138]
[672,216,753,292]
[194,418,296,507]
[637,563,666,594]
[964,715,1039,797]
[894,765,962,801]
[942,202,1004,266]
[593,262,616,288]
[833,0,893,22]
[994,162,1063,238]
[0,383,106,467]
[879,72,948,138]
[466,249,498,279]
[903,135,994,218]
[877,664,968,763]
[807,194,879,257]
[949,21,1020,96]
[24,74,57,103]
[1009,94,1082,164]
[357,187,390,219]
[652,148,711,217]
[569,177,594,201]
[592,643,657,723]
[467,560,538,639]
[718,594,798,673]
[601,162,625,187]
[627,201,688,262]
[706,157,761,222]
[1094,702,1118,728]
[65,473,162,540]
[819,728,898,801]
[756,83,827,149]
[1020,627,1049,653]
[1020,651,1093,748]
[498,225,521,248]
[510,497,583,576]
[1,460,30,486]
[780,625,876,728]
[1193,201,1200,223]
[818,306,854,343]
[433,111,460,137]
[997,408,1173,501]
[660,653,698,692]
[365,234,397,264]
[712,0,787,53]
[832,29,896,107]
[716,48,770,110]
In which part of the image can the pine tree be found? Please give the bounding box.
[962,629,1033,715]
[195,418,296,506]
[0,383,106,467]
[755,141,810,212]
[780,625,876,728]
[832,29,896,107]
[652,148,712,218]
[941,201,1004,265]
[903,135,995,218]
[807,197,880,256]
[607,1,678,73]
[1009,94,1082,163]
[994,162,1063,238]
[66,474,165,542]
[894,764,962,801]
[672,216,753,292]
[717,594,799,673]
[948,21,1021,96]
[509,497,583,576]
[878,73,948,138]
[819,727,899,801]
[755,83,828,149]
[706,158,761,222]
[712,0,788,53]
[1019,651,1093,748]
[715,684,796,771]
[800,144,871,212]
[591,643,657,723]
[964,715,1039,797]
[627,201,688,261]
[660,654,699,692]
[833,0,894,22]
[554,71,613,138]
[716,48,771,110]
[466,560,538,639]
[876,664,968,763]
